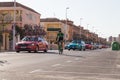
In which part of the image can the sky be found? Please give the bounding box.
[0,0,120,39]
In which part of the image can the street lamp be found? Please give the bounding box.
[80,18,83,26]
[80,18,83,39]
[65,7,69,43]
[87,24,89,42]
[87,24,89,35]
[13,0,16,50]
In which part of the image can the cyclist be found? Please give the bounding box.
[56,30,64,54]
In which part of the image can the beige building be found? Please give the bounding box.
[41,18,65,43]
[41,18,81,43]
[40,18,102,44]
[0,2,40,50]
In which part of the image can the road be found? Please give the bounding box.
[0,48,120,80]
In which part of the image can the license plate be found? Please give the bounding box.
[21,46,26,48]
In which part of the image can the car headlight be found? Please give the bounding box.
[30,43,35,46]
[15,43,19,46]
[67,45,70,47]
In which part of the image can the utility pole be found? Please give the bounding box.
[65,7,69,44]
[13,0,16,50]
[80,18,83,39]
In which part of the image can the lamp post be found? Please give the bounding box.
[80,18,83,26]
[80,18,83,39]
[65,7,69,43]
[87,24,89,42]
[13,0,16,50]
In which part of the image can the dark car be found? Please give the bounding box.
[15,36,48,53]
[67,40,86,51]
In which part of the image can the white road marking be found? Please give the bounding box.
[36,75,75,80]
[29,70,120,76]
[29,69,43,73]
[66,60,72,63]
[51,64,61,67]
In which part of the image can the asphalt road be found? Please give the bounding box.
[0,48,120,80]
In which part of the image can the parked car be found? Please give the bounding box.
[96,43,102,49]
[102,44,108,48]
[67,40,86,51]
[85,43,93,50]
[64,42,70,49]
[93,43,98,49]
[15,36,48,53]
[85,42,94,50]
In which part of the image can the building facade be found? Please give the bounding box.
[41,18,68,43]
[0,2,40,50]
[108,35,120,43]
[40,18,105,44]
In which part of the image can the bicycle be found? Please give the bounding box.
[58,41,63,54]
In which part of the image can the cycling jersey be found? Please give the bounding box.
[56,32,64,42]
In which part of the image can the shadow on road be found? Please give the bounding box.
[16,51,85,58]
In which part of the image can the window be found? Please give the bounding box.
[47,28,61,31]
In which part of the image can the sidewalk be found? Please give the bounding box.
[0,50,15,53]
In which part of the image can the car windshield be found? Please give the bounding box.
[22,36,38,41]
[72,40,81,43]
[72,40,77,43]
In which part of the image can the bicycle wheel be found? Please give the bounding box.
[58,42,63,54]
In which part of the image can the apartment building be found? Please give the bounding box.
[0,2,40,50]
[108,34,120,43]
[40,18,81,43]
[40,18,61,43]
[40,18,102,44]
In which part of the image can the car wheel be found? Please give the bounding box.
[73,49,75,50]
[43,45,48,53]
[83,48,86,51]
[44,49,47,52]
[28,51,31,53]
[68,49,70,51]
[16,51,20,53]
[79,47,82,51]
[34,46,39,53]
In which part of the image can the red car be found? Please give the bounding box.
[85,43,93,50]
[15,36,48,53]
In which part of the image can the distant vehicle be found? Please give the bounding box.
[85,42,94,50]
[96,43,102,49]
[15,36,48,53]
[67,40,86,51]
[85,43,93,50]
[64,42,70,49]
[102,44,108,48]
[64,44,68,49]
[93,43,98,49]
